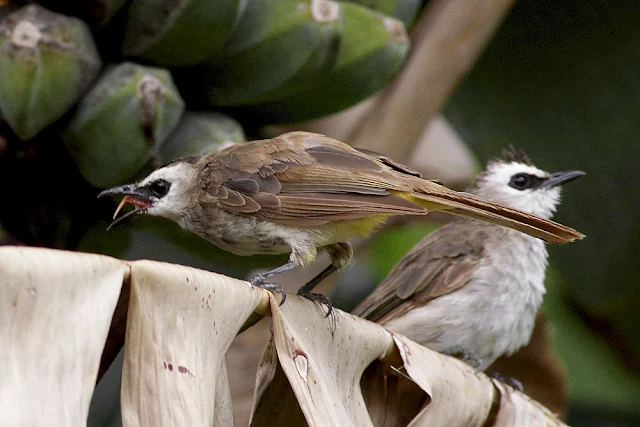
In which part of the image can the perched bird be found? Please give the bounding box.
[98,132,584,312]
[352,148,584,370]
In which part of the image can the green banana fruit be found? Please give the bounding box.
[242,1,345,104]
[0,5,102,140]
[238,2,409,124]
[160,111,246,163]
[185,0,342,106]
[121,0,244,66]
[347,0,422,26]
[64,62,185,189]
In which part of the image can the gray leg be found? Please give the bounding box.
[249,261,297,305]
[296,264,338,317]
[490,372,524,392]
[295,242,353,317]
[442,348,484,370]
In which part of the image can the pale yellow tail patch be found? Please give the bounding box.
[393,191,453,212]
[314,215,391,247]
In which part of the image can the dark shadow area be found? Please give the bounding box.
[360,359,429,426]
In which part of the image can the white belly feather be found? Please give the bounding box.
[383,231,548,371]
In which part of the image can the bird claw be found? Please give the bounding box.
[249,275,286,305]
[490,372,524,392]
[442,349,483,369]
[297,288,333,317]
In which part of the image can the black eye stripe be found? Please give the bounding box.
[147,179,171,197]
[508,173,545,190]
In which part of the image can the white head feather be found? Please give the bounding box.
[472,161,562,219]
[140,161,198,222]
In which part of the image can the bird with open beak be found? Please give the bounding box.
[98,132,584,314]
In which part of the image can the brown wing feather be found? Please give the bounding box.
[255,193,425,226]
[354,147,423,177]
[199,132,428,224]
[352,222,486,323]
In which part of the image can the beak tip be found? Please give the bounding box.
[97,188,117,199]
[546,170,586,188]
[97,184,137,199]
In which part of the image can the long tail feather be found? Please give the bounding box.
[409,186,585,244]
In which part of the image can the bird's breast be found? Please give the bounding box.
[183,205,287,255]
[471,233,548,356]
[185,201,391,257]
[383,230,549,370]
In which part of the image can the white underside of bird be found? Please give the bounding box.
[383,227,548,370]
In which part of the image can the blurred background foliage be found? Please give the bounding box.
[0,0,639,425]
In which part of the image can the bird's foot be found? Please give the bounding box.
[442,349,483,370]
[490,372,524,392]
[297,287,333,317]
[249,274,287,305]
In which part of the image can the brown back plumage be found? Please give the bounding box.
[195,131,584,243]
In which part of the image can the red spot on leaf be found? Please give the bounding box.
[178,366,189,374]
[168,363,173,371]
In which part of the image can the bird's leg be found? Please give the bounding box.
[490,372,524,392]
[297,264,338,317]
[249,261,296,305]
[296,242,353,317]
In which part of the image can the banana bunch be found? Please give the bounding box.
[122,0,244,66]
[159,111,246,163]
[64,62,185,189]
[0,0,415,186]
[175,0,409,122]
[180,0,343,106]
[238,2,410,124]
[0,1,420,256]
[0,5,101,140]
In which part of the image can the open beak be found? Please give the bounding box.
[541,170,586,188]
[97,184,153,230]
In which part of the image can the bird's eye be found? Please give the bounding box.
[149,179,171,197]
[508,173,533,190]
